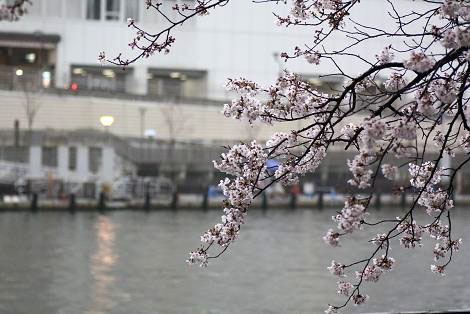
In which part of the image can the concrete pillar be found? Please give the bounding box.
[456,171,463,195]
[76,145,89,182]
[442,152,451,185]
[126,65,148,95]
[28,146,42,179]
[101,146,114,183]
[54,49,68,89]
[57,146,69,180]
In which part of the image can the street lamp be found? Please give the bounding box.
[99,115,114,128]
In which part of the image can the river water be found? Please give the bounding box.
[0,207,468,314]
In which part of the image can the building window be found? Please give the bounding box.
[87,0,101,20]
[105,0,120,20]
[89,147,102,174]
[42,147,58,167]
[86,0,141,22]
[70,65,130,93]
[69,147,77,171]
[147,68,207,98]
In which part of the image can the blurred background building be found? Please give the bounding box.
[0,0,467,199]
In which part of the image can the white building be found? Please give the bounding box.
[0,0,433,140]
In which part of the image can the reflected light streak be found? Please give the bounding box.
[88,215,118,313]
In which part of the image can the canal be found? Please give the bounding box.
[0,207,468,314]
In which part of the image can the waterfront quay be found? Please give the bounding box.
[3,193,470,212]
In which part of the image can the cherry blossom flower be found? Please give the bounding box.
[408,162,442,189]
[371,233,388,250]
[356,265,383,282]
[376,46,395,64]
[352,294,369,306]
[325,305,338,314]
[186,249,209,267]
[398,220,424,248]
[333,197,368,233]
[373,255,395,271]
[385,72,407,91]
[305,51,321,64]
[328,260,346,277]
[404,52,436,73]
[381,164,398,180]
[430,264,446,276]
[324,228,341,247]
[337,281,354,296]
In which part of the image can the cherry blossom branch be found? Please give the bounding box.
[0,0,30,21]
[106,1,470,313]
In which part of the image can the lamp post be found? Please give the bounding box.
[99,115,115,201]
[99,114,114,146]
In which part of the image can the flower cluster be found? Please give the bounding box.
[430,79,458,104]
[393,118,417,140]
[186,249,208,267]
[347,152,374,188]
[213,141,267,179]
[418,189,454,216]
[371,233,388,249]
[356,265,382,282]
[0,0,29,21]
[430,264,446,276]
[404,52,436,73]
[376,46,395,64]
[398,219,424,248]
[460,132,470,152]
[332,197,367,233]
[223,72,329,124]
[429,235,463,276]
[323,228,340,247]
[415,89,437,116]
[385,72,407,91]
[408,161,442,189]
[328,260,345,277]
[305,51,321,64]
[340,123,358,140]
[439,0,470,20]
[337,281,353,296]
[381,164,398,180]
[352,294,369,306]
[373,255,395,271]
[354,256,394,283]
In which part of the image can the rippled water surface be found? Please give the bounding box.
[0,208,469,314]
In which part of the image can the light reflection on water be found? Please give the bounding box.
[0,208,468,314]
[88,216,117,314]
